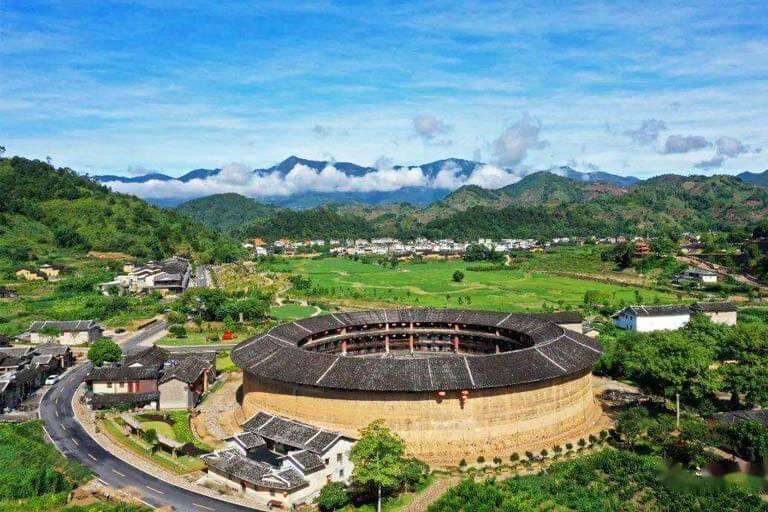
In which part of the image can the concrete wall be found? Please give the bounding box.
[614,312,690,332]
[92,379,157,394]
[704,311,737,326]
[242,370,602,467]
[158,379,193,409]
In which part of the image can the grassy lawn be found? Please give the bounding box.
[216,351,238,372]
[139,420,175,439]
[271,303,317,320]
[278,255,685,312]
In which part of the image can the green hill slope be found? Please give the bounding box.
[175,193,283,231]
[0,156,208,264]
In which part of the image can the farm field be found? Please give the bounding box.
[278,253,685,312]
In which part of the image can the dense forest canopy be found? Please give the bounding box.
[0,156,216,263]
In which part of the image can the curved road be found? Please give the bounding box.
[40,322,256,512]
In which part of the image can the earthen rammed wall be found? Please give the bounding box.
[241,369,603,466]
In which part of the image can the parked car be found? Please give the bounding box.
[45,375,60,386]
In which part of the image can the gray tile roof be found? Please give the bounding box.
[29,320,99,332]
[88,365,160,382]
[159,356,212,384]
[617,305,691,317]
[243,411,345,455]
[91,391,159,408]
[202,449,308,491]
[286,450,325,474]
[690,301,737,313]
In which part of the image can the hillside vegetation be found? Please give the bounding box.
[175,193,283,231]
[0,156,208,264]
[229,172,768,241]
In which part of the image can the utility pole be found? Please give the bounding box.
[676,393,680,429]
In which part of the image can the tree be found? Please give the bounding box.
[316,481,349,512]
[169,324,187,338]
[463,243,496,262]
[350,420,408,512]
[452,270,464,283]
[0,145,5,156]
[141,428,159,453]
[87,339,122,367]
[724,420,768,461]
[615,406,649,449]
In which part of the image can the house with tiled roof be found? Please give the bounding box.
[613,305,692,332]
[87,345,215,411]
[690,301,738,326]
[203,411,354,509]
[28,320,103,345]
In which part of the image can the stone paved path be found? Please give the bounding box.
[400,476,460,512]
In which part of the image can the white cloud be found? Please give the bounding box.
[465,164,521,189]
[715,136,751,158]
[490,113,549,167]
[661,134,710,154]
[621,119,667,144]
[412,115,452,143]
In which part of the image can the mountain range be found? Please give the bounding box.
[172,168,768,241]
[94,156,646,208]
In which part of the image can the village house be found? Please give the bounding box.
[38,264,63,280]
[99,256,191,296]
[613,305,692,332]
[690,301,738,326]
[679,267,718,284]
[0,286,17,299]
[15,268,47,281]
[0,344,72,412]
[27,320,104,345]
[202,411,355,509]
[87,345,215,411]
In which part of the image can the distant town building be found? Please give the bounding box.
[633,239,651,257]
[0,286,17,299]
[690,302,738,326]
[27,320,103,345]
[202,411,355,509]
[613,305,691,332]
[99,256,191,296]
[680,267,718,284]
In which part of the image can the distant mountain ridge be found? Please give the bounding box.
[95,156,640,208]
[738,170,768,187]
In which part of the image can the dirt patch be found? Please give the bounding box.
[193,372,246,445]
[87,251,135,260]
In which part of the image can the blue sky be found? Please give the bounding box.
[1,0,767,183]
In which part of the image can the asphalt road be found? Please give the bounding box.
[39,321,256,512]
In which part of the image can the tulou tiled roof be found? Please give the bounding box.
[231,309,603,392]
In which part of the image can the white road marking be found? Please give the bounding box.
[193,503,215,511]
[88,452,98,461]
[112,468,125,477]
[55,410,59,417]
[71,438,79,446]
[145,485,165,495]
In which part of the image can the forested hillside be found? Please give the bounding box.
[175,193,283,231]
[232,172,768,241]
[0,156,209,264]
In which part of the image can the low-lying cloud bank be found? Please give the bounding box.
[106,160,523,200]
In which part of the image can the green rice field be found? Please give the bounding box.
[279,256,684,312]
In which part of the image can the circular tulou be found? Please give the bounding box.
[232,308,604,465]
